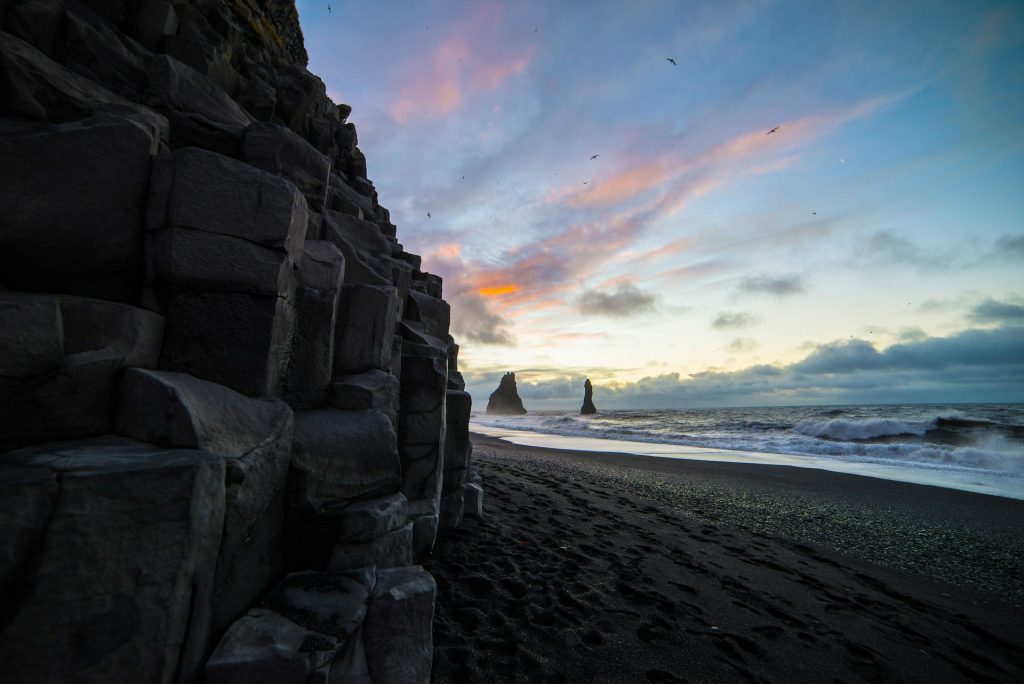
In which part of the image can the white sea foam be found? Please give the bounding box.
[472,406,1024,480]
[793,417,931,440]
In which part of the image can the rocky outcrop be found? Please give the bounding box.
[581,378,597,414]
[486,371,527,415]
[0,2,478,682]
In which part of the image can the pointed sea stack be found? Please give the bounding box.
[581,378,597,414]
[486,372,527,415]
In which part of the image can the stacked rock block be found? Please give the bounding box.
[0,1,478,682]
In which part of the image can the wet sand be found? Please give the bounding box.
[426,434,1024,683]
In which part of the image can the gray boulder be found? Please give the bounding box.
[0,294,164,451]
[0,114,159,302]
[0,437,225,684]
[206,608,338,684]
[208,569,376,684]
[364,567,437,684]
[261,569,374,644]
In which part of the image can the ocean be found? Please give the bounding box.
[471,403,1024,500]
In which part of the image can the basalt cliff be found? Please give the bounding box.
[0,1,480,682]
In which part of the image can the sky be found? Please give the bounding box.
[297,0,1024,409]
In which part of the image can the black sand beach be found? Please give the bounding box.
[427,434,1024,683]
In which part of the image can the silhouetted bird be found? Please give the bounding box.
[767,126,779,134]
[427,212,431,218]
[590,154,599,160]
[327,4,331,12]
[582,180,589,185]
[666,57,677,66]
[812,211,817,215]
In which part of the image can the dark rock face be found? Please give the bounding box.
[487,371,527,415]
[581,378,597,414]
[0,1,476,682]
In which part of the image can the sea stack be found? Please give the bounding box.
[487,372,527,415]
[581,378,597,414]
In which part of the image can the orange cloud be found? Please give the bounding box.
[478,284,521,297]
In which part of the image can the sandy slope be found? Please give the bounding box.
[427,436,1024,683]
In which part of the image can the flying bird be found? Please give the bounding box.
[666,57,677,66]
[590,154,599,160]
[840,158,847,163]
[427,212,431,218]
[767,126,779,135]
[582,180,589,185]
[812,211,817,215]
[327,3,331,11]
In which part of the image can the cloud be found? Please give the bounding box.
[727,337,760,352]
[897,327,928,342]
[738,273,806,297]
[993,234,1024,259]
[712,311,759,329]
[387,4,536,124]
[466,326,1024,408]
[450,293,516,345]
[577,281,656,317]
[968,298,1024,325]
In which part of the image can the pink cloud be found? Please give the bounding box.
[388,4,536,124]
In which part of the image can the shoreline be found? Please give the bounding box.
[469,431,1024,598]
[428,435,1024,682]
[470,421,1024,501]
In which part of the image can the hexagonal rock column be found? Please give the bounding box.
[333,284,400,375]
[286,408,404,570]
[0,437,225,684]
[398,342,448,558]
[146,54,253,155]
[0,294,164,452]
[282,240,346,409]
[241,122,332,212]
[115,368,295,637]
[364,566,437,684]
[146,146,308,397]
[440,390,472,531]
[329,369,400,430]
[0,114,160,302]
